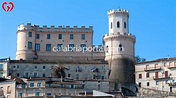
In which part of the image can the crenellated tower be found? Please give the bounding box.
[104,9,136,95]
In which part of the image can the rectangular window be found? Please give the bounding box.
[47,34,50,39]
[43,66,45,69]
[146,73,149,78]
[35,92,40,96]
[30,83,34,87]
[58,34,62,39]
[156,81,159,85]
[28,42,32,49]
[34,72,37,77]
[68,74,70,77]
[139,74,142,79]
[22,84,26,88]
[43,74,45,77]
[36,34,40,39]
[80,44,86,51]
[69,44,74,51]
[18,93,23,97]
[28,32,32,37]
[0,64,3,70]
[46,44,51,51]
[81,34,85,40]
[25,72,29,78]
[37,83,42,87]
[139,82,141,87]
[57,44,63,51]
[35,44,40,51]
[70,34,74,39]
[147,82,149,86]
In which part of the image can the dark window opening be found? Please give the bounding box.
[124,22,126,28]
[117,21,120,28]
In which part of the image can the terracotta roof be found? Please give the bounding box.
[137,57,176,65]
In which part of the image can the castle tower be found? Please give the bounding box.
[104,9,136,94]
[16,23,37,60]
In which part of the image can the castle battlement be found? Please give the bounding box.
[17,23,93,33]
[108,9,129,17]
[104,32,135,39]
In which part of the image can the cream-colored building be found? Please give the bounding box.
[16,23,104,61]
[8,60,109,81]
[0,58,10,78]
[135,58,176,93]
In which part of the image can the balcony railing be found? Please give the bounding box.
[144,66,162,71]
[168,65,176,69]
[7,90,11,94]
[153,75,171,80]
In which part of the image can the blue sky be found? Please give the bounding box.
[0,0,175,61]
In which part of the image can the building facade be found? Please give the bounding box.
[135,58,176,93]
[16,24,104,61]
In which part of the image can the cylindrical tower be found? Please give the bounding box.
[16,23,36,60]
[104,9,136,95]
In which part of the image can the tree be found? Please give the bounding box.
[52,64,68,79]
[135,55,146,63]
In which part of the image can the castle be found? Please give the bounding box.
[0,9,139,97]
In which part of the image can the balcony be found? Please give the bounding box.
[7,90,11,94]
[168,65,176,69]
[144,66,162,71]
[153,75,171,80]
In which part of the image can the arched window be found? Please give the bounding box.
[118,44,123,51]
[124,22,126,28]
[110,22,112,29]
[117,21,120,28]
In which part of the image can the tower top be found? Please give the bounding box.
[108,9,129,17]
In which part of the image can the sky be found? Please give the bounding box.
[0,0,175,61]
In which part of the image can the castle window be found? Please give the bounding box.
[117,21,120,28]
[80,44,86,51]
[118,44,123,51]
[28,32,32,37]
[58,34,62,39]
[47,34,50,39]
[81,34,85,40]
[124,22,126,28]
[70,34,74,39]
[46,44,51,51]
[106,46,109,53]
[35,44,40,51]
[110,22,112,29]
[28,42,32,49]
[69,44,74,51]
[36,34,40,39]
[57,44,63,51]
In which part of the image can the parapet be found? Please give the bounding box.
[17,23,93,33]
[108,9,129,17]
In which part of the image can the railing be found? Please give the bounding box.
[168,64,176,69]
[144,66,161,71]
[153,75,171,80]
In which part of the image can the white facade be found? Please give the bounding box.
[135,58,176,93]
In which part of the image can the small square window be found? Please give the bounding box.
[28,32,32,37]
[46,44,51,51]
[70,34,74,39]
[58,34,62,39]
[147,82,149,86]
[30,83,34,87]
[81,34,85,40]
[28,42,32,49]
[139,74,142,79]
[47,34,50,39]
[36,34,40,39]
